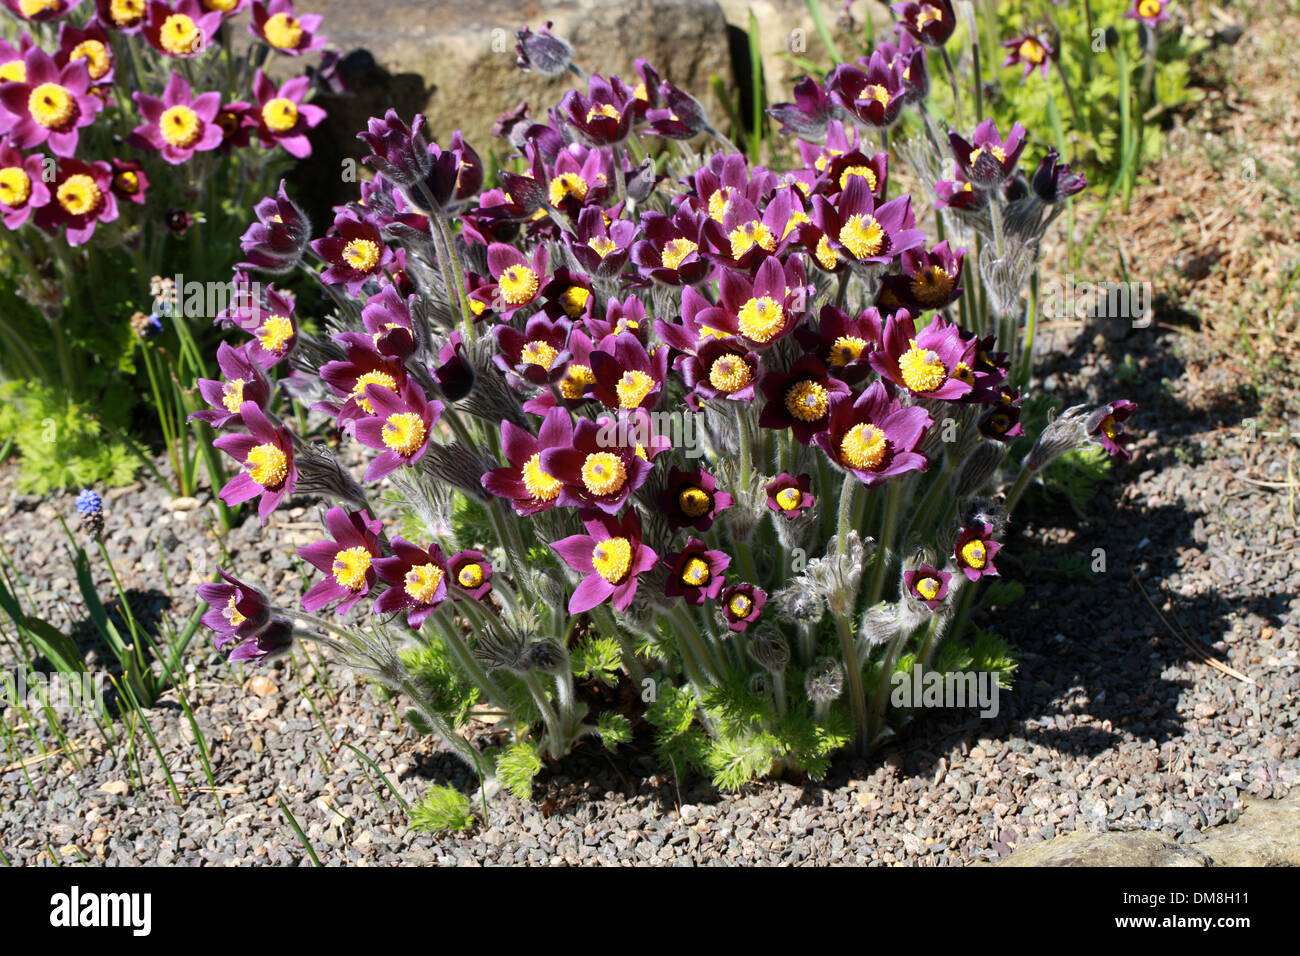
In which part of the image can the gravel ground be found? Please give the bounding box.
[0,312,1295,866]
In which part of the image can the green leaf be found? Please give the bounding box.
[409,784,474,833]
[596,712,632,751]
[571,635,623,688]
[495,741,543,801]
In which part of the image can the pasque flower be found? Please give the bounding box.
[814,381,932,486]
[109,158,149,205]
[878,241,965,313]
[250,69,324,158]
[0,142,50,228]
[238,180,312,273]
[220,282,299,368]
[588,331,669,412]
[482,407,574,515]
[143,0,223,57]
[795,304,883,385]
[373,538,449,627]
[663,538,730,605]
[720,583,766,633]
[826,51,907,130]
[298,507,384,614]
[767,75,835,140]
[812,175,925,267]
[94,0,146,31]
[870,310,976,401]
[447,549,492,600]
[198,568,272,647]
[514,21,575,77]
[1086,399,1137,459]
[632,207,709,286]
[131,71,224,163]
[191,341,273,429]
[557,73,636,146]
[1002,33,1052,80]
[317,339,408,426]
[677,336,761,408]
[249,0,327,55]
[3,0,82,21]
[904,564,950,610]
[356,108,431,187]
[485,242,548,317]
[539,415,653,513]
[658,466,733,532]
[891,0,956,46]
[33,157,117,245]
[953,523,1001,581]
[312,209,392,292]
[551,511,659,613]
[213,402,297,522]
[949,119,1028,188]
[567,205,636,279]
[493,312,572,386]
[1126,0,1171,28]
[0,48,101,156]
[353,381,443,481]
[765,473,816,518]
[1031,148,1087,203]
[56,21,115,85]
[758,354,851,445]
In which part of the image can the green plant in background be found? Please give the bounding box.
[0,2,330,494]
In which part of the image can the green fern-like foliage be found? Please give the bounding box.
[644,683,709,773]
[706,731,779,789]
[495,741,543,800]
[595,712,632,751]
[571,635,623,687]
[968,628,1019,689]
[401,642,482,727]
[409,783,474,833]
[0,382,137,493]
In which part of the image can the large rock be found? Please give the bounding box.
[994,830,1211,867]
[294,0,737,146]
[1196,791,1300,866]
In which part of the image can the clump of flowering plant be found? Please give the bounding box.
[197,17,1135,823]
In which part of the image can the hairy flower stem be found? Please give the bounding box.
[523,670,564,756]
[590,604,646,684]
[865,480,905,607]
[837,612,870,755]
[1004,462,1035,516]
[671,603,723,682]
[430,608,510,708]
[797,621,816,667]
[865,626,910,749]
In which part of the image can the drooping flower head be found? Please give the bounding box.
[514,20,575,77]
[298,507,384,614]
[238,180,311,274]
[551,510,658,613]
[1031,148,1087,203]
[767,75,835,141]
[213,402,297,523]
[198,568,272,647]
[1086,399,1137,460]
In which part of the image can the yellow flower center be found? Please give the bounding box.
[160,14,202,56]
[785,380,829,422]
[953,362,975,386]
[737,295,785,344]
[221,378,246,414]
[1138,0,1162,15]
[19,0,57,15]
[782,207,811,239]
[204,0,241,10]
[159,104,202,148]
[728,221,776,260]
[960,539,987,569]
[592,537,633,584]
[245,442,288,488]
[520,339,559,370]
[457,563,484,588]
[114,170,139,193]
[108,0,144,27]
[499,264,539,305]
[661,238,698,271]
[587,235,618,259]
[678,486,710,518]
[838,213,885,260]
[28,83,75,129]
[815,235,839,271]
[829,335,867,367]
[586,103,620,123]
[898,339,948,393]
[580,452,627,496]
[404,563,445,603]
[0,60,26,83]
[707,187,732,222]
[263,12,304,49]
[840,423,889,471]
[69,40,111,80]
[521,452,563,501]
[56,174,101,216]
[1018,39,1046,64]
[728,593,753,617]
[863,84,892,105]
[257,315,294,353]
[708,355,752,393]
[969,144,1008,166]
[680,557,710,587]
[331,546,372,591]
[559,363,595,400]
[223,594,246,628]
[341,237,381,272]
[349,370,398,414]
[1099,414,1119,440]
[382,411,426,457]
[910,265,956,306]
[915,576,941,601]
[559,285,590,317]
[839,165,878,192]
[775,487,802,511]
[917,6,943,27]
[548,172,588,206]
[0,167,32,207]
[262,97,299,133]
[615,369,655,409]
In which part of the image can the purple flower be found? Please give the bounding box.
[979,388,1026,442]
[514,21,575,78]
[130,71,223,164]
[663,538,730,606]
[878,240,965,313]
[676,336,762,408]
[1031,148,1087,202]
[493,312,572,386]
[220,282,299,368]
[109,158,149,205]
[949,119,1028,188]
[357,108,430,187]
[317,339,408,427]
[953,524,1001,581]
[768,76,835,141]
[190,341,273,429]
[353,381,443,481]
[539,415,653,514]
[557,73,636,146]
[658,466,733,532]
[213,402,297,523]
[32,157,117,245]
[706,255,810,348]
[904,564,950,609]
[646,80,709,140]
[0,142,50,228]
[812,175,924,267]
[3,0,82,21]
[758,354,851,445]
[892,0,956,46]
[448,549,493,600]
[249,0,326,55]
[814,381,932,486]
[486,242,548,317]
[720,583,766,633]
[298,508,384,614]
[1086,400,1137,459]
[826,52,907,130]
[482,407,574,515]
[765,473,816,518]
[142,0,222,58]
[551,511,658,614]
[566,205,636,279]
[56,20,115,86]
[432,330,475,401]
[251,69,325,158]
[312,209,392,293]
[0,48,100,156]
[631,207,709,286]
[373,538,449,628]
[198,568,271,646]
[870,310,976,401]
[94,0,145,31]
[794,304,883,385]
[1125,0,1171,28]
[1002,33,1052,79]
[588,331,669,412]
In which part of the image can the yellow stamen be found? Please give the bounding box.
[457,563,484,588]
[737,295,785,344]
[28,82,75,129]
[221,378,245,414]
[591,537,633,584]
[838,213,885,260]
[559,363,595,400]
[785,380,829,422]
[404,563,445,603]
[108,0,144,27]
[585,103,620,123]
[838,165,878,192]
[246,442,288,488]
[159,104,202,148]
[223,594,245,628]
[0,60,26,83]
[678,487,710,518]
[815,235,839,271]
[615,369,655,409]
[587,235,618,259]
[159,14,202,56]
[909,265,955,306]
[580,452,627,496]
[559,285,590,317]
[707,187,732,223]
[19,0,58,15]
[960,539,987,569]
[257,315,294,353]
[341,237,380,272]
[522,453,562,501]
[520,339,559,370]
[661,238,698,271]
[1017,38,1045,64]
[680,557,710,587]
[728,593,753,617]
[840,423,888,471]
[775,487,802,511]
[382,411,426,457]
[262,12,304,49]
[914,576,940,601]
[969,144,1008,165]
[829,335,867,367]
[114,170,139,194]
[69,40,111,80]
[548,172,588,206]
[708,355,752,393]
[0,167,32,207]
[499,264,539,305]
[898,339,948,393]
[261,97,299,133]
[331,546,372,591]
[349,370,398,414]
[728,221,776,259]
[56,174,100,216]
